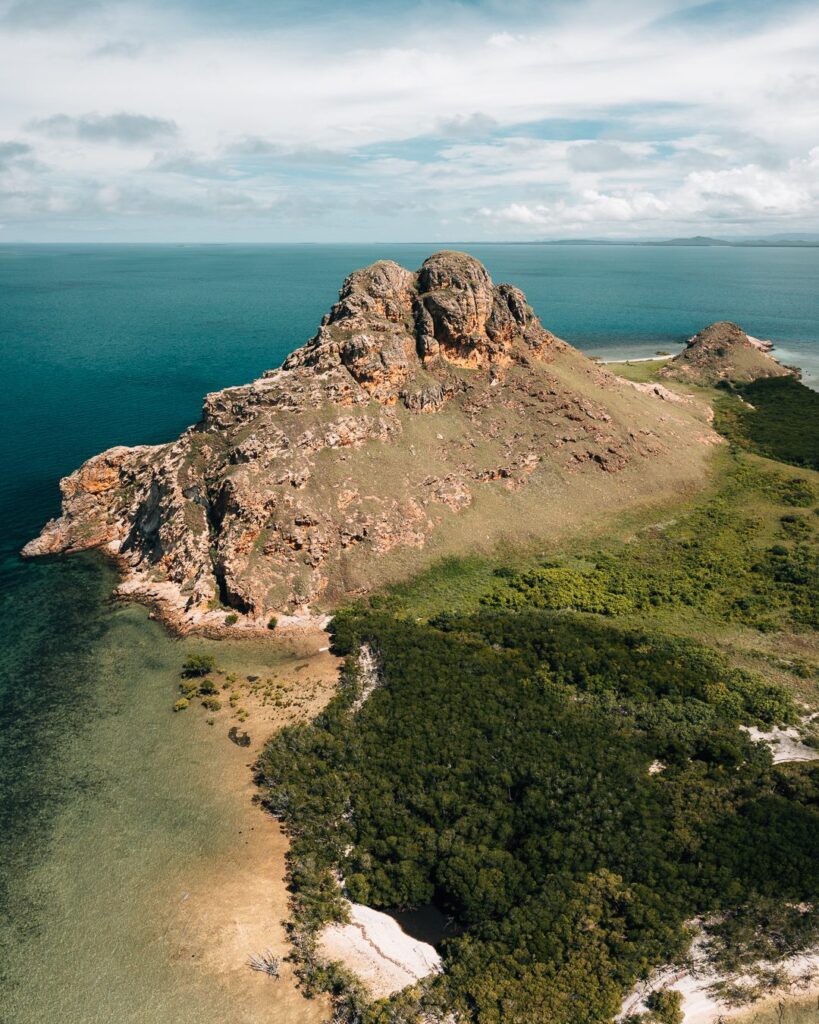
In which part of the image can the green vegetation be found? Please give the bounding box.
[382,461,817,636]
[703,896,819,973]
[267,615,279,630]
[172,697,189,712]
[779,514,813,541]
[484,464,818,632]
[224,612,239,626]
[201,696,222,712]
[259,609,818,1024]
[601,359,665,384]
[182,652,216,676]
[643,989,684,1024]
[371,554,502,621]
[714,376,819,470]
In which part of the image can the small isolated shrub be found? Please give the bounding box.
[173,698,189,712]
[769,477,815,507]
[646,989,683,1024]
[206,717,215,726]
[182,653,215,677]
[198,678,218,696]
[780,514,811,540]
[267,616,278,631]
[201,696,222,712]
[224,612,239,626]
[179,680,198,699]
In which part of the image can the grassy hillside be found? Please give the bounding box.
[376,454,817,690]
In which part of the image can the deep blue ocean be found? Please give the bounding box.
[0,243,817,1022]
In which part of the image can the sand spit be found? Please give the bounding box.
[319,902,442,1000]
[600,354,676,364]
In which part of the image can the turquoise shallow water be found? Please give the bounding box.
[0,243,817,1022]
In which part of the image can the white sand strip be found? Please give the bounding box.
[319,902,442,999]
[741,725,819,764]
[619,932,819,1024]
[599,354,675,364]
[352,643,382,712]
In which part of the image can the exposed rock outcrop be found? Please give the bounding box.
[658,321,797,385]
[23,251,717,630]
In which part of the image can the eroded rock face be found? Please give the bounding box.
[415,251,549,365]
[282,251,558,397]
[659,321,797,385]
[23,251,716,627]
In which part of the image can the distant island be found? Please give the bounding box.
[507,234,819,247]
[648,234,819,247]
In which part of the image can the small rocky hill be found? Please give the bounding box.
[659,321,797,385]
[24,251,718,630]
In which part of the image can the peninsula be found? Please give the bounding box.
[24,251,717,628]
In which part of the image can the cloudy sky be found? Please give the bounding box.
[1,0,818,241]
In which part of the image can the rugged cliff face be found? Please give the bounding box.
[24,251,718,629]
[659,321,797,385]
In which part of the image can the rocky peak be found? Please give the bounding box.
[283,251,558,400]
[693,320,750,345]
[659,320,796,385]
[416,251,545,366]
[23,252,717,629]
[328,259,416,327]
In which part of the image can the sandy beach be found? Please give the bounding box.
[165,630,341,1023]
